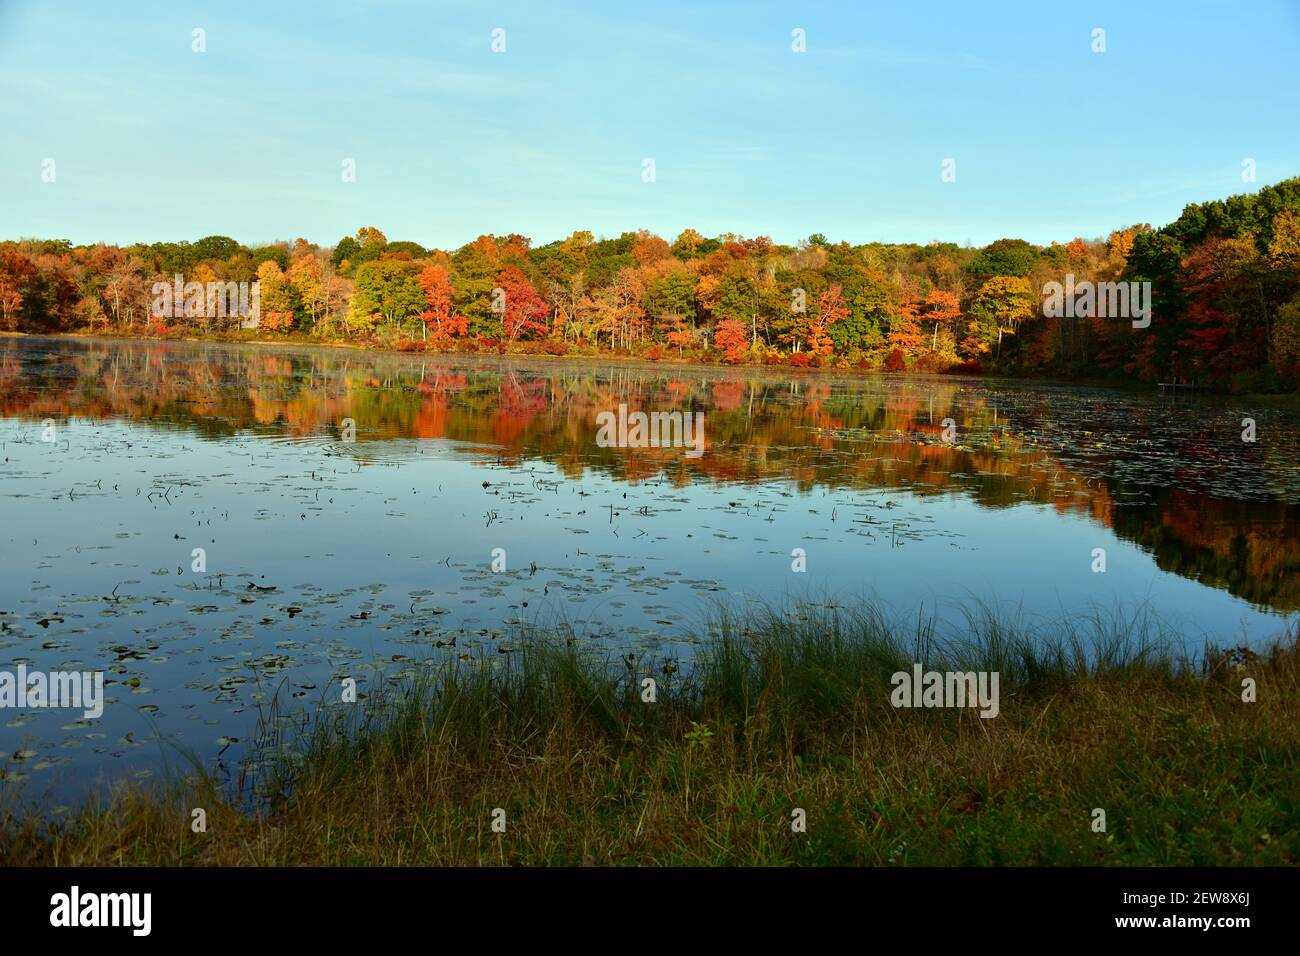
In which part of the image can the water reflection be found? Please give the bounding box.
[4,336,1297,610]
[0,335,1296,802]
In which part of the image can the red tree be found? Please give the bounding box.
[418,264,467,341]
[806,285,846,355]
[713,318,748,363]
[889,292,926,353]
[497,266,551,350]
[921,290,961,351]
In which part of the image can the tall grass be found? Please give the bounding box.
[2,600,1295,866]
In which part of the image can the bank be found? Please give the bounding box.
[2,604,1296,866]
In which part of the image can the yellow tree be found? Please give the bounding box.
[966,276,1034,359]
[356,226,387,251]
[257,260,298,331]
[1268,210,1300,268]
[1268,211,1300,374]
[288,256,326,331]
[672,228,706,259]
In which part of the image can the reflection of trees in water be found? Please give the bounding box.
[1115,492,1300,612]
[3,335,1297,611]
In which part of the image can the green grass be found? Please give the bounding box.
[2,601,1296,865]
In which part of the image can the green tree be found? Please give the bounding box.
[348,259,422,330]
[966,239,1040,281]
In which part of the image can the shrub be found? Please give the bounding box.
[911,352,947,373]
[261,311,300,333]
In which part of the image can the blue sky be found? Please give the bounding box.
[2,0,1298,250]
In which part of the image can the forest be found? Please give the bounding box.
[3,176,1299,392]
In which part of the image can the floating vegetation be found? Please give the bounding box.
[0,336,1296,806]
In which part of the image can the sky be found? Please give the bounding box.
[1,0,1298,251]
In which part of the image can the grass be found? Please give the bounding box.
[2,601,1296,866]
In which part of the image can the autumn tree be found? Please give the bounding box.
[921,290,962,353]
[713,318,748,363]
[257,260,299,331]
[101,255,148,328]
[805,284,847,355]
[966,276,1035,359]
[287,255,326,331]
[888,290,926,353]
[631,230,672,265]
[417,263,467,341]
[1268,210,1300,376]
[671,228,706,260]
[496,266,550,349]
[1064,237,1091,271]
[0,245,34,331]
[547,273,597,343]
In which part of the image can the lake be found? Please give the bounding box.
[1,335,1297,806]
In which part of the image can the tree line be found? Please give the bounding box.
[3,177,1298,391]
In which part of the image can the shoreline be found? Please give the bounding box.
[3,603,1296,866]
[1,328,1227,398]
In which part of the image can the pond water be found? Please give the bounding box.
[1,335,1297,806]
